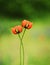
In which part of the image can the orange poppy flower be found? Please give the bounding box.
[22,20,32,29]
[12,25,22,34]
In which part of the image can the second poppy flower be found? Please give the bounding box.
[22,20,32,29]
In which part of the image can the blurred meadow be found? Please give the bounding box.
[0,0,50,65]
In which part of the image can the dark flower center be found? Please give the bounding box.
[16,29,20,33]
[25,24,29,28]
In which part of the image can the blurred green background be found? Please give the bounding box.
[0,0,50,65]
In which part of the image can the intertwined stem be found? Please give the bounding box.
[18,28,26,65]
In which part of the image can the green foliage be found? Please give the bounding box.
[0,0,50,18]
[28,55,50,65]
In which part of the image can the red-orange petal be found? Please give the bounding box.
[17,25,22,33]
[12,27,17,34]
[22,20,28,27]
[27,22,32,29]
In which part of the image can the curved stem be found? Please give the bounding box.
[22,28,26,39]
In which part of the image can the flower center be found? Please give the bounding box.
[26,24,29,27]
[16,29,20,33]
[16,29,18,32]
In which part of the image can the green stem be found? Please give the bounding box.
[18,34,21,65]
[18,34,24,65]
[21,29,26,65]
[18,28,26,65]
[22,28,26,39]
[21,40,24,65]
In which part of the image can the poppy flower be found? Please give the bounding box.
[22,20,32,29]
[12,25,22,34]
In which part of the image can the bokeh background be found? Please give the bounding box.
[0,0,50,65]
